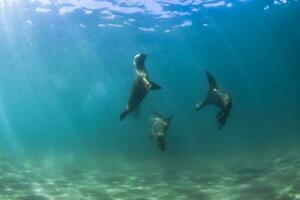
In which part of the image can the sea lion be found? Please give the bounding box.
[149,112,173,151]
[120,53,162,121]
[195,70,232,129]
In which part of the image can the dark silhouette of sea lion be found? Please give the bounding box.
[149,112,173,151]
[195,70,232,129]
[120,53,161,121]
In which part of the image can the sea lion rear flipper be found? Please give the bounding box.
[216,110,228,129]
[205,70,218,90]
[157,136,165,151]
[120,108,130,121]
[150,81,162,90]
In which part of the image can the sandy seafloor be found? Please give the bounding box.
[0,148,300,200]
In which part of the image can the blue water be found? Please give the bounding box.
[0,0,299,199]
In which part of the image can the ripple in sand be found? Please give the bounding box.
[17,194,50,200]
[0,150,300,200]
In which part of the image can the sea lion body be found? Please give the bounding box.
[120,53,161,121]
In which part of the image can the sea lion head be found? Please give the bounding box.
[134,53,147,67]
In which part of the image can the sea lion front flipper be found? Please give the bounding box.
[164,116,173,132]
[195,100,208,111]
[150,81,162,90]
[167,116,173,124]
[205,70,218,90]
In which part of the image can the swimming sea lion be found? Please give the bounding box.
[120,53,162,121]
[149,112,173,151]
[195,70,232,129]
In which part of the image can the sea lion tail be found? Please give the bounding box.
[120,109,130,121]
[150,81,162,90]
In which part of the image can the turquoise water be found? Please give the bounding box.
[0,0,299,199]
